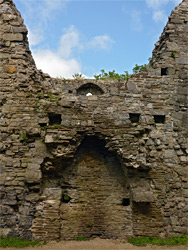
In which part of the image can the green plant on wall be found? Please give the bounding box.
[72,73,85,79]
[132,64,147,74]
[94,69,130,80]
[170,51,176,59]
[93,64,147,80]
[75,236,91,241]
[86,222,93,228]
[20,133,28,142]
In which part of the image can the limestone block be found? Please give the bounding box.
[132,191,154,202]
[0,142,5,151]
[0,228,11,237]
[164,149,176,159]
[176,57,188,65]
[25,170,41,183]
[3,65,17,74]
[2,14,17,21]
[45,134,53,143]
[180,156,188,162]
[127,82,137,92]
[42,188,62,200]
[25,163,41,183]
[3,33,23,41]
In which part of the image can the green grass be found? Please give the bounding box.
[0,237,46,248]
[75,236,91,241]
[128,235,188,247]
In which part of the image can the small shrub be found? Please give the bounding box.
[94,69,130,81]
[54,135,60,140]
[132,64,147,74]
[72,73,84,79]
[40,125,47,131]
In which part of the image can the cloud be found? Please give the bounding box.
[130,10,143,32]
[145,0,170,9]
[40,0,70,22]
[58,26,114,57]
[31,25,114,78]
[152,10,167,23]
[33,49,81,78]
[146,0,182,9]
[58,26,82,58]
[28,29,43,46]
[87,35,115,50]
[145,0,181,24]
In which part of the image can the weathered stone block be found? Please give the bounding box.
[132,191,154,203]
[3,33,23,41]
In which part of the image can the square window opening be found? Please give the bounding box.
[154,115,165,124]
[129,113,140,123]
[48,113,62,125]
[161,68,168,76]
[122,198,130,206]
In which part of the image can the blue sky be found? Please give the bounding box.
[14,0,182,78]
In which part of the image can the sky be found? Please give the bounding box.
[14,0,182,79]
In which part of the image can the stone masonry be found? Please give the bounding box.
[0,0,187,241]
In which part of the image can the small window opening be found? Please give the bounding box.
[62,195,71,203]
[68,90,73,94]
[161,68,168,76]
[184,21,187,24]
[39,123,47,127]
[154,115,165,124]
[86,92,92,96]
[48,113,62,125]
[129,113,140,123]
[77,83,104,96]
[122,198,130,206]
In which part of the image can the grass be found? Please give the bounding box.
[75,236,91,241]
[0,237,46,248]
[128,235,188,247]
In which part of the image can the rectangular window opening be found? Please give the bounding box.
[48,113,62,125]
[161,68,168,76]
[129,113,140,123]
[122,198,130,206]
[154,115,165,124]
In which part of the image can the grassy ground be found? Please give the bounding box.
[128,235,188,247]
[0,235,187,248]
[0,237,46,248]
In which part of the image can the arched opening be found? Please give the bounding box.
[59,136,131,239]
[77,83,104,96]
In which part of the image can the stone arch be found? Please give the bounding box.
[59,135,132,239]
[32,135,132,240]
[77,83,104,96]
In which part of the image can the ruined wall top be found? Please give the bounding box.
[148,0,188,80]
[0,0,188,84]
[0,0,42,89]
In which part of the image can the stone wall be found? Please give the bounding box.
[0,0,187,240]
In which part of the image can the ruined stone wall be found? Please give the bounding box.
[0,0,187,241]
